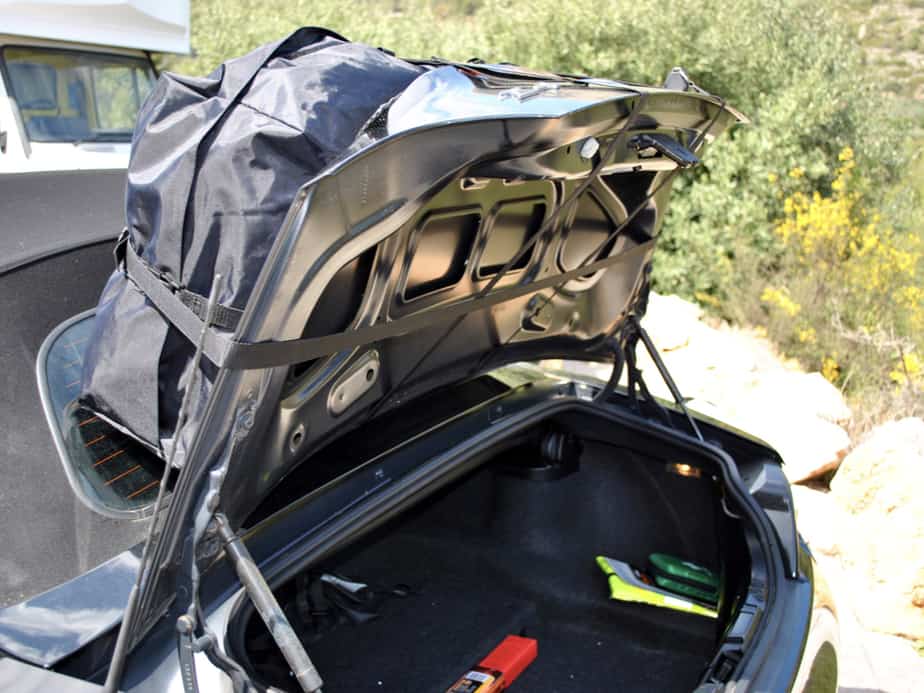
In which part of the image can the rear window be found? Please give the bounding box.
[38,311,165,519]
[2,46,155,143]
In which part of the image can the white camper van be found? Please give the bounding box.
[0,1,190,173]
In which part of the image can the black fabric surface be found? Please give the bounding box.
[306,534,714,692]
[246,444,718,692]
[0,243,147,607]
[81,28,424,451]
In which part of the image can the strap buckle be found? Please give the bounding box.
[119,231,183,292]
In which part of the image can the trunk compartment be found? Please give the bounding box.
[236,415,749,692]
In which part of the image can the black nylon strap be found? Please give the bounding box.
[223,239,654,369]
[125,243,232,366]
[178,289,243,331]
[125,237,655,371]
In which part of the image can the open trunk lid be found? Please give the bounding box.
[60,29,744,665]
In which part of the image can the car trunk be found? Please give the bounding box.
[236,411,749,693]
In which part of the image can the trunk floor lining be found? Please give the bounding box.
[299,531,714,692]
[246,448,721,692]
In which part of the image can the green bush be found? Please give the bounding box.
[163,0,909,287]
[760,147,922,424]
[161,0,921,419]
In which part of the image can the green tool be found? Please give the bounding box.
[596,556,717,619]
[652,574,718,605]
[648,553,719,605]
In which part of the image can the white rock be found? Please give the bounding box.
[636,293,851,483]
[814,553,924,693]
[831,418,924,511]
[641,293,703,351]
[748,371,852,424]
[830,418,924,640]
[790,485,845,556]
[764,416,850,484]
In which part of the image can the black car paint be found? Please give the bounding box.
[0,242,146,612]
[0,170,124,274]
[0,656,105,692]
[0,549,140,667]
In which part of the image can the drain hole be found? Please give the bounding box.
[289,426,305,452]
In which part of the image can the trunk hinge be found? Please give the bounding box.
[176,400,323,693]
[619,315,704,442]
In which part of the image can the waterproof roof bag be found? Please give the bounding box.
[80,28,422,455]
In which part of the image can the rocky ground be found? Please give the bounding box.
[552,293,924,691]
[848,0,924,102]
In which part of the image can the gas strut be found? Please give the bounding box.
[631,316,704,442]
[214,513,324,693]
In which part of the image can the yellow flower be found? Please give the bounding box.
[767,172,778,184]
[761,286,801,317]
[771,148,921,392]
[889,352,922,386]
[821,356,840,383]
[694,291,721,308]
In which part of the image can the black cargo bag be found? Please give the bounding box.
[80,28,422,457]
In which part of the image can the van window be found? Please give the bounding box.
[1,46,155,143]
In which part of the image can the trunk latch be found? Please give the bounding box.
[630,133,700,168]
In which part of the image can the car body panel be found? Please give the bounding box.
[0,242,148,614]
[173,74,741,521]
[0,657,105,692]
[0,359,834,691]
[115,372,820,692]
[0,170,125,273]
[0,549,139,667]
